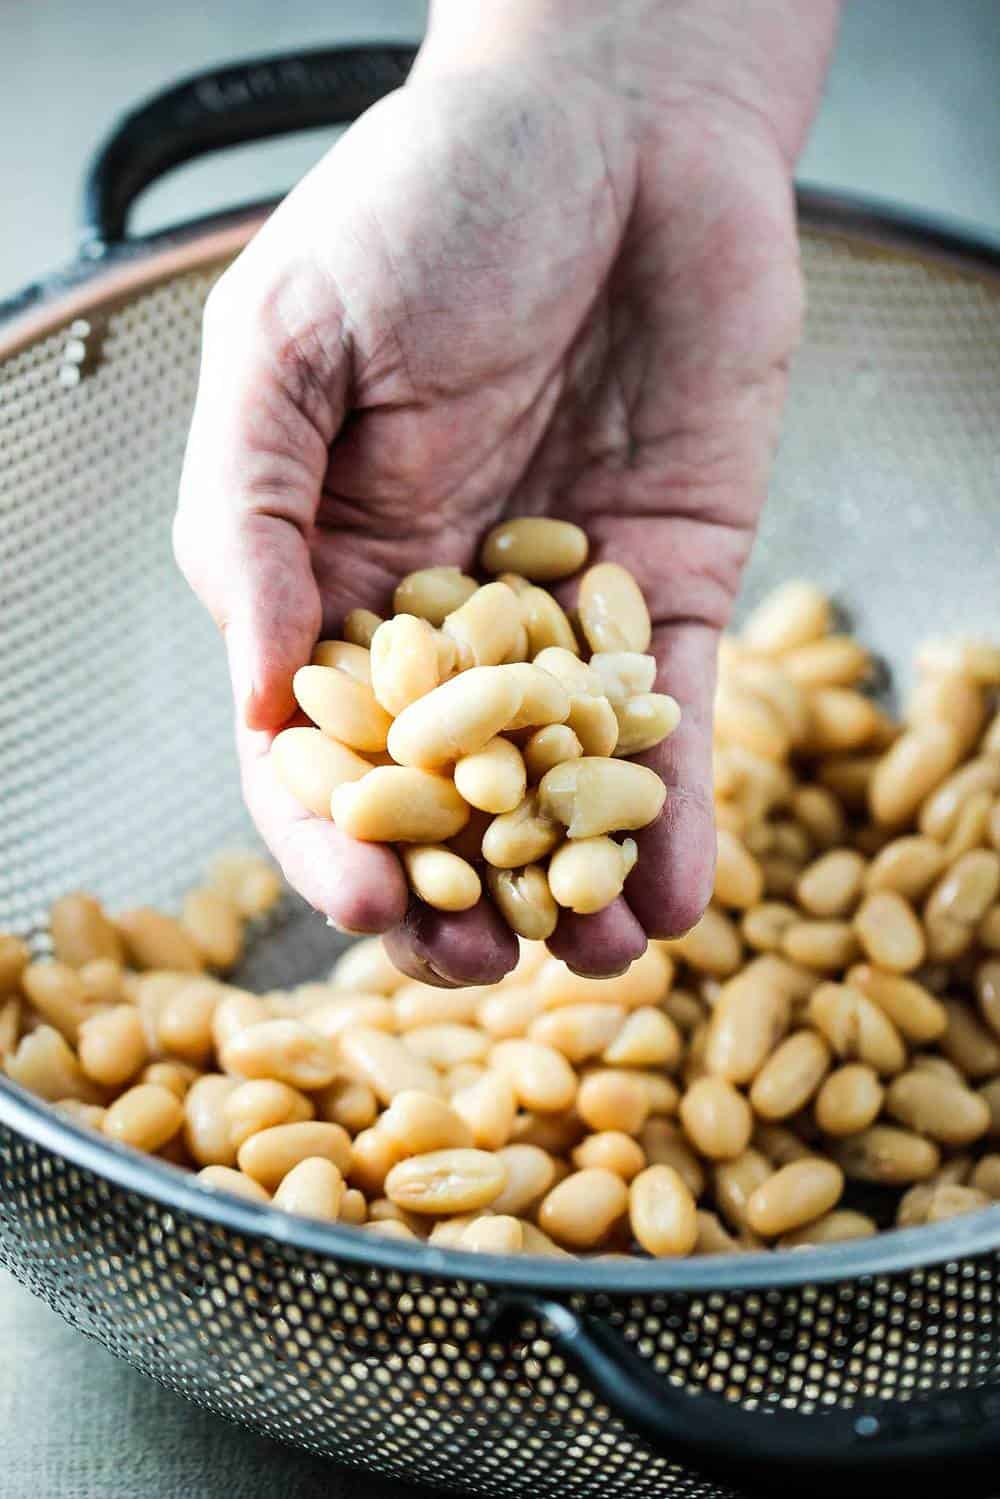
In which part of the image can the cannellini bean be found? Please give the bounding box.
[808,982,906,1075]
[205,850,281,919]
[530,1004,625,1063]
[814,1064,884,1137]
[442,582,523,668]
[781,920,860,972]
[796,850,866,918]
[183,1074,240,1166]
[925,1184,992,1222]
[451,1073,517,1151]
[932,850,1000,925]
[714,682,789,761]
[316,1076,378,1133]
[909,671,988,756]
[482,792,562,869]
[742,581,830,655]
[539,757,665,838]
[695,1210,745,1255]
[704,961,790,1084]
[197,1166,271,1204]
[589,652,657,707]
[459,1214,524,1253]
[477,985,545,1038]
[394,567,478,626]
[548,836,637,914]
[919,758,1000,840]
[629,1164,698,1256]
[78,1005,148,1088]
[639,1120,706,1197]
[393,983,480,1030]
[330,938,404,995]
[385,1147,507,1215]
[158,978,222,1065]
[221,1019,339,1090]
[103,1083,183,1152]
[572,1131,646,1181]
[339,1027,442,1102]
[749,1030,831,1120]
[342,609,383,648]
[521,586,580,656]
[864,835,947,900]
[884,1070,990,1146]
[500,664,571,731]
[869,722,962,826]
[740,902,798,953]
[853,891,926,973]
[523,724,583,782]
[238,1122,352,1191]
[306,996,397,1042]
[746,1159,843,1237]
[804,688,882,755]
[49,892,124,967]
[752,1122,813,1166]
[387,666,523,769]
[713,1149,773,1230]
[403,1023,489,1068]
[680,1077,753,1160]
[603,1007,681,1069]
[454,736,527,814]
[485,865,559,940]
[400,845,481,912]
[139,1061,197,1100]
[117,908,204,973]
[970,1156,1000,1197]
[831,1125,939,1184]
[560,691,618,758]
[536,946,671,1012]
[364,1218,420,1242]
[369,614,444,715]
[224,1079,314,1147]
[311,639,372,681]
[0,933,30,991]
[21,961,96,1043]
[270,727,371,817]
[791,785,849,850]
[293,664,392,752]
[333,766,470,843]
[578,563,651,653]
[845,965,946,1044]
[77,957,121,1007]
[538,1167,629,1248]
[480,517,588,581]
[780,636,871,687]
[576,1069,649,1136]
[714,831,765,910]
[487,1144,557,1216]
[6,1025,103,1104]
[917,637,1000,684]
[778,1209,877,1248]
[613,693,680,756]
[181,888,243,970]
[490,1039,577,1113]
[940,1000,1000,1079]
[273,1157,345,1219]
[349,1126,406,1195]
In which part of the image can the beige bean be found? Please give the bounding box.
[196,1166,271,1204]
[565,693,620,757]
[333,766,470,844]
[603,1007,681,1069]
[0,933,30,992]
[500,664,571,731]
[704,961,789,1084]
[481,517,588,581]
[695,1210,745,1255]
[970,1156,1000,1198]
[451,1073,517,1151]
[338,1186,367,1224]
[103,1083,182,1152]
[306,995,397,1042]
[589,651,657,707]
[978,959,1000,1036]
[315,1076,378,1133]
[520,586,580,656]
[77,958,125,1007]
[629,1165,698,1256]
[402,1024,489,1069]
[791,786,849,851]
[5,1025,103,1104]
[639,1120,706,1197]
[869,722,962,826]
[932,849,1000,925]
[342,608,383,648]
[845,965,946,1044]
[680,1077,752,1160]
[746,1158,843,1237]
[311,639,372,682]
[538,1167,629,1248]
[979,1080,1000,1138]
[183,1075,240,1166]
[714,681,790,762]
[740,902,798,954]
[536,946,671,1012]
[117,908,204,973]
[713,831,765,911]
[157,978,221,1065]
[489,1039,577,1113]
[814,1064,884,1137]
[539,757,665,839]
[400,845,482,913]
[884,1070,990,1146]
[778,1209,877,1248]
[238,1121,352,1191]
[454,737,527,815]
[393,566,478,626]
[221,1019,339,1090]
[532,647,603,697]
[780,635,871,687]
[339,1027,442,1102]
[442,582,523,668]
[77,1005,148,1088]
[831,1125,939,1184]
[941,790,994,861]
[363,1218,420,1242]
[713,1149,773,1230]
[529,1003,625,1063]
[852,890,926,974]
[21,960,96,1043]
[817,753,881,810]
[205,850,282,920]
[49,892,124,967]
[925,1184,991,1222]
[909,670,989,755]
[917,637,1000,684]
[803,688,881,755]
[272,1157,345,1219]
[458,1214,524,1253]
[940,1000,1000,1079]
[224,1079,314,1148]
[180,888,243,971]
[477,985,545,1038]
[369,614,443,715]
[808,982,906,1075]
[912,1055,966,1086]
[572,1131,646,1181]
[633,1071,681,1117]
[547,836,636,915]
[749,1031,831,1120]
[388,666,524,770]
[578,563,651,653]
[270,727,371,818]
[523,724,583,782]
[864,835,947,901]
[781,920,860,972]
[752,1122,813,1166]
[920,758,1000,841]
[385,1147,506,1215]
[742,581,830,655]
[795,850,866,918]
[349,1126,406,1195]
[613,694,681,757]
[577,1069,648,1136]
[393,983,480,1030]
[485,865,559,941]
[482,792,561,869]
[292,664,392,752]
[139,1061,198,1100]
[487,1144,556,1216]
[330,938,404,995]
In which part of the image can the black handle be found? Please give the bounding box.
[80,44,417,249]
[497,1295,1000,1497]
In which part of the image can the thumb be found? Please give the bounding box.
[174,253,349,732]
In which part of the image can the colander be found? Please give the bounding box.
[2,46,1000,1499]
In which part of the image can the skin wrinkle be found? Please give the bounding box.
[175,1,841,980]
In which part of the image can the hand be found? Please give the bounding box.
[175,0,840,985]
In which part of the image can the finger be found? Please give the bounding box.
[384,898,519,988]
[237,721,408,935]
[546,898,647,978]
[625,619,719,938]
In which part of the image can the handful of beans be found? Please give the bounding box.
[3,580,1000,1257]
[270,519,680,935]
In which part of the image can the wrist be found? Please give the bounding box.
[417,0,841,166]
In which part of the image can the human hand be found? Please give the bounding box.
[175,0,840,985]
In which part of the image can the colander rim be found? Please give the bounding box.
[4,1072,1000,1292]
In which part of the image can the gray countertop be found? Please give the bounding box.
[2,1,999,1495]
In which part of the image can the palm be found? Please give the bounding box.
[182,69,801,980]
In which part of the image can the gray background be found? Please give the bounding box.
[2,0,999,1495]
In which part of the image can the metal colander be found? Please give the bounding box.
[2,47,1000,1499]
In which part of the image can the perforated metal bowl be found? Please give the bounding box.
[2,48,1000,1499]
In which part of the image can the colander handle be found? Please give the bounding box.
[500,1295,1000,1496]
[80,45,418,249]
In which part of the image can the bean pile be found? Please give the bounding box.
[271,518,680,934]
[3,583,1000,1257]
